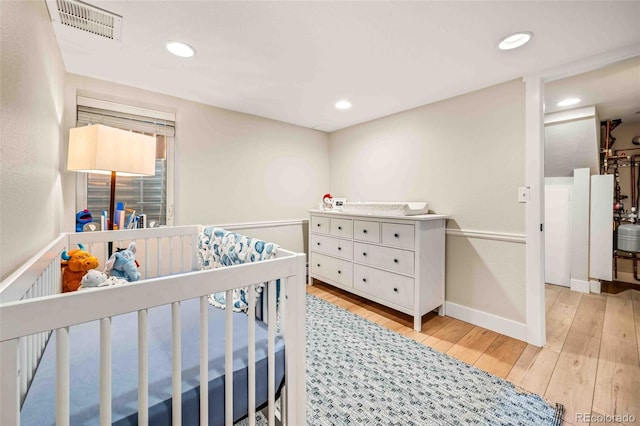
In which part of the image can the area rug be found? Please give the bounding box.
[239,294,563,425]
[305,294,562,426]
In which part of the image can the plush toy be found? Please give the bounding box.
[76,209,93,232]
[61,244,100,292]
[80,269,108,287]
[80,269,128,289]
[105,242,141,282]
[322,193,333,210]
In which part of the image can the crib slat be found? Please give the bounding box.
[56,327,70,426]
[27,334,34,384]
[169,237,174,275]
[225,289,233,426]
[103,242,109,268]
[100,318,112,425]
[138,309,149,426]
[144,238,149,279]
[19,337,27,403]
[0,340,20,426]
[40,270,46,352]
[248,285,256,426]
[199,296,209,426]
[157,238,162,278]
[180,236,185,272]
[279,279,288,424]
[267,281,276,426]
[172,301,182,426]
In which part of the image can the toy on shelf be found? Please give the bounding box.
[61,244,99,292]
[75,209,93,232]
[105,242,141,282]
[322,193,333,211]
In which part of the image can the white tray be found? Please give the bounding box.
[341,202,429,216]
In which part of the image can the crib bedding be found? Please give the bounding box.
[20,297,285,426]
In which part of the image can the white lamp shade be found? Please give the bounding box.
[67,124,156,176]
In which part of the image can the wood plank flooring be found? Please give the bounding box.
[307,281,640,426]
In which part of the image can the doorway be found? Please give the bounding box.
[525,46,640,347]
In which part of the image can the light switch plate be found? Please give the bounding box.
[518,186,530,203]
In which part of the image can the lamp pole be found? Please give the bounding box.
[108,170,116,256]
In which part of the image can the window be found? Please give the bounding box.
[75,97,175,227]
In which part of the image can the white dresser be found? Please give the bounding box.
[308,210,448,331]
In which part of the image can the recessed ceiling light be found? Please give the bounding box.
[165,41,195,58]
[556,98,581,107]
[497,31,533,50]
[335,100,352,110]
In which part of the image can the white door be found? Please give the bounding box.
[545,185,572,287]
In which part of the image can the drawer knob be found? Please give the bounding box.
[394,233,399,238]
[338,226,342,230]
[317,263,321,267]
[338,270,342,274]
[317,223,321,227]
[363,229,368,234]
[362,278,367,282]
[393,287,398,292]
[394,259,399,263]
[338,247,342,250]
[363,252,367,256]
[317,242,320,246]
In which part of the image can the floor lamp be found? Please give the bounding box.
[67,124,156,252]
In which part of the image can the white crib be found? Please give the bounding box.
[0,225,306,426]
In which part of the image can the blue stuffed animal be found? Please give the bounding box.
[76,209,93,232]
[105,242,141,282]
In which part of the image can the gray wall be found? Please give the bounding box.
[544,109,599,178]
[0,1,67,280]
[329,80,527,323]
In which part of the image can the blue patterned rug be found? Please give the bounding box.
[239,294,563,425]
[304,294,562,425]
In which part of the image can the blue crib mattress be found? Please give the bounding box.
[20,298,285,426]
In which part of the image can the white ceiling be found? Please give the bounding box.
[48,1,640,132]
[545,56,640,124]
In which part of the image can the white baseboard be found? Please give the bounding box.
[589,280,601,294]
[570,278,590,293]
[444,302,527,342]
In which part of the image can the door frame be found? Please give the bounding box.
[523,44,640,347]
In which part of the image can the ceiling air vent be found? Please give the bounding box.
[45,0,122,41]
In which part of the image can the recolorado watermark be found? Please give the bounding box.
[576,413,636,423]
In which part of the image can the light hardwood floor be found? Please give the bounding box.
[307,281,640,426]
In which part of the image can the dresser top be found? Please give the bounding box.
[309,209,449,221]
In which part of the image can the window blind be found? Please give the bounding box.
[76,104,173,227]
[77,105,175,137]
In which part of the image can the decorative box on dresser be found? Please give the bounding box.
[308,210,448,331]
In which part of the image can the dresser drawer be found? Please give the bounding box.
[354,264,414,310]
[310,252,353,287]
[382,223,415,249]
[330,218,353,239]
[353,242,415,275]
[311,234,353,260]
[311,215,330,234]
[354,220,380,243]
